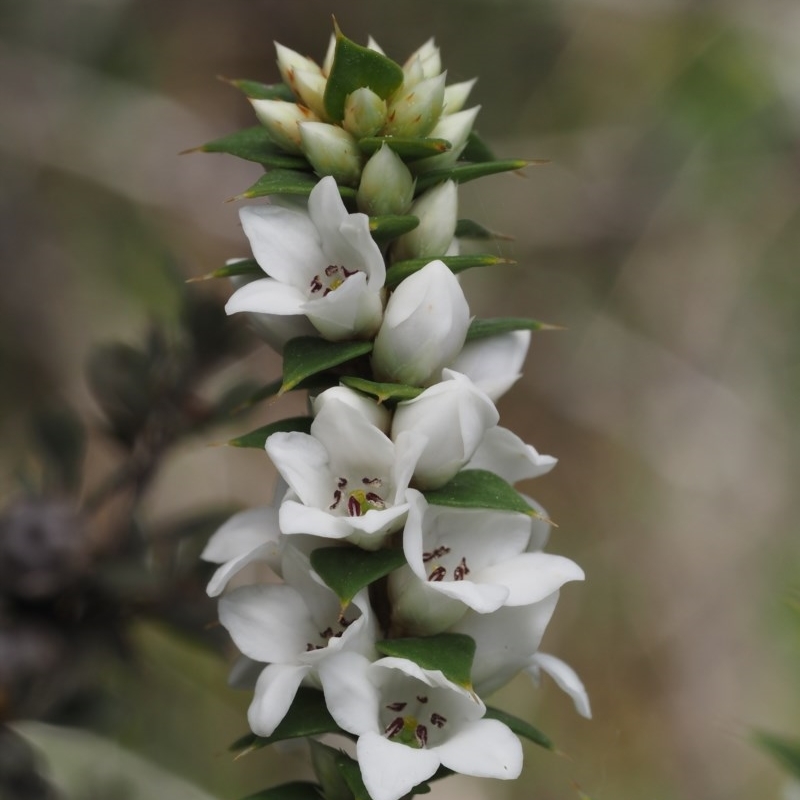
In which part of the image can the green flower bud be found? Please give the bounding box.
[343,87,388,139]
[292,68,329,120]
[403,38,441,81]
[275,42,323,89]
[250,99,318,154]
[443,78,477,115]
[393,180,457,260]
[299,121,363,186]
[384,72,446,138]
[357,144,415,216]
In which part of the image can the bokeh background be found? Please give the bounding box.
[2,1,800,798]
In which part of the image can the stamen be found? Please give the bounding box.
[422,545,451,563]
[415,725,428,747]
[386,702,407,712]
[329,489,342,510]
[428,566,447,582]
[453,556,470,581]
[337,477,348,489]
[416,695,428,704]
[347,495,362,516]
[365,492,386,509]
[430,713,447,728]
[385,717,404,738]
[362,477,382,487]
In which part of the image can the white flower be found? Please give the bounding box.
[466,425,557,485]
[448,330,531,401]
[265,392,427,550]
[319,652,522,800]
[218,550,377,737]
[389,491,584,634]
[391,370,498,489]
[225,176,385,341]
[372,260,471,387]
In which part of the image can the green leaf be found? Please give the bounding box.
[228,416,313,448]
[415,159,545,193]
[466,317,561,341]
[386,254,513,290]
[240,783,323,800]
[334,753,371,800]
[309,741,355,800]
[460,131,496,163]
[230,688,342,754]
[188,258,262,282]
[358,137,452,159]
[324,25,404,122]
[187,126,309,169]
[455,218,513,241]
[236,374,335,412]
[311,546,407,606]
[233,169,357,202]
[221,77,296,101]
[754,730,800,779]
[282,337,373,392]
[376,633,476,689]
[340,376,423,404]
[484,706,554,751]
[424,469,533,515]
[369,215,419,244]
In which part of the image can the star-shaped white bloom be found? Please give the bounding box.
[266,389,427,550]
[226,176,386,341]
[318,652,522,800]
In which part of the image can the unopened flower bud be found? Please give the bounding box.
[275,42,324,87]
[250,99,318,155]
[393,180,457,261]
[357,145,415,216]
[312,386,391,434]
[292,69,329,120]
[404,38,441,80]
[384,72,446,138]
[413,106,480,173]
[443,78,477,115]
[299,122,363,186]
[372,260,470,386]
[343,87,387,139]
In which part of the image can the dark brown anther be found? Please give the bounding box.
[428,566,446,582]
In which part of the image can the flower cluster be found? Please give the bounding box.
[197,26,588,800]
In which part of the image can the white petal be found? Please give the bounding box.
[318,652,381,735]
[200,507,280,565]
[225,277,307,317]
[475,552,584,606]
[435,718,522,779]
[303,271,383,340]
[248,663,311,736]
[206,542,280,597]
[219,584,313,662]
[279,499,354,540]
[449,331,530,402]
[240,204,324,286]
[265,432,332,508]
[312,386,391,433]
[357,732,441,800]
[529,652,592,719]
[467,426,557,485]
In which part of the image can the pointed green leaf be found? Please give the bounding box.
[386,254,513,290]
[240,783,323,800]
[461,131,496,163]
[358,137,452,159]
[233,169,356,202]
[369,215,419,244]
[311,546,407,606]
[424,469,533,515]
[376,633,475,689]
[282,337,373,392]
[237,374,335,412]
[222,77,295,102]
[309,741,355,800]
[466,317,561,341]
[334,753,371,800]
[485,707,554,750]
[455,218,513,241]
[230,688,342,754]
[228,416,313,449]
[340,376,423,404]
[324,26,404,121]
[188,258,261,282]
[415,159,545,193]
[187,126,309,169]
[754,730,800,779]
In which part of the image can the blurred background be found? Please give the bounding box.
[1,0,799,798]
